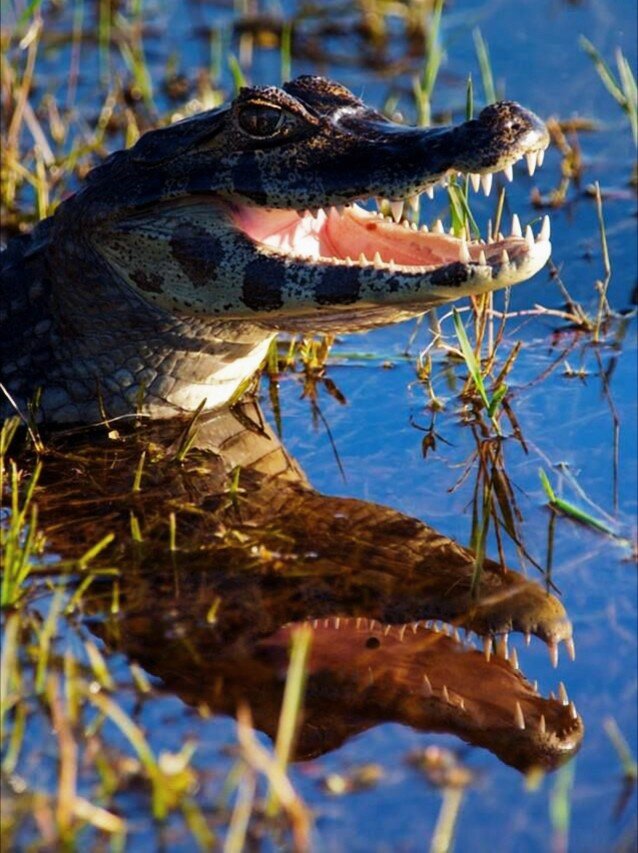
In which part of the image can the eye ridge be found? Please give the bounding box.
[238,103,285,138]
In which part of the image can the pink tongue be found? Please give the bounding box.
[323,211,458,266]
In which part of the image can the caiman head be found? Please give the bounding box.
[75,75,551,328]
[6,75,552,422]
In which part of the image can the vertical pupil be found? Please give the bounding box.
[242,106,281,135]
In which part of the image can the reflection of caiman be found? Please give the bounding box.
[36,402,583,773]
[1,76,550,424]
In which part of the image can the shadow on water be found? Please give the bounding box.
[25,402,582,774]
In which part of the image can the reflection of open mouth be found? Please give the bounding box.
[260,617,583,772]
[33,403,583,775]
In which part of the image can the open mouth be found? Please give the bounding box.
[264,614,583,771]
[231,150,551,290]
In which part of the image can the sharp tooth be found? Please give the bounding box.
[441,684,450,703]
[335,617,341,629]
[558,682,569,705]
[532,680,538,693]
[487,220,494,243]
[514,701,526,730]
[422,674,433,697]
[402,220,411,229]
[453,628,461,643]
[510,647,519,671]
[565,636,576,661]
[495,634,509,660]
[524,632,531,647]
[359,252,369,265]
[539,714,546,734]
[373,252,383,268]
[390,200,404,223]
[344,256,354,266]
[410,222,418,231]
[500,249,510,265]
[470,173,481,193]
[434,219,445,234]
[335,205,345,216]
[537,148,545,167]
[548,641,559,668]
[539,214,551,242]
[458,238,470,264]
[408,195,420,213]
[448,226,455,236]
[568,701,578,720]
[481,173,493,196]
[503,163,514,182]
[388,259,396,273]
[420,224,429,232]
[526,151,538,176]
[384,624,392,636]
[399,624,407,641]
[511,214,522,238]
[478,249,487,266]
[425,186,435,200]
[525,225,535,250]
[483,637,492,662]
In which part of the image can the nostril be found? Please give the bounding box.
[365,636,381,649]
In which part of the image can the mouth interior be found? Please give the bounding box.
[265,617,581,743]
[229,148,551,275]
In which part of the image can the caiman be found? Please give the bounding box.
[37,403,582,773]
[1,76,551,424]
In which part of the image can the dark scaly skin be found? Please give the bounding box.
[1,76,550,424]
[29,403,582,772]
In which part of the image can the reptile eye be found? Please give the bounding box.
[238,105,284,138]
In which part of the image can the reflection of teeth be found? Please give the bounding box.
[422,673,433,697]
[495,634,509,659]
[539,714,546,734]
[441,684,450,703]
[511,214,522,238]
[470,173,481,193]
[503,163,514,182]
[526,150,538,176]
[481,173,493,196]
[514,701,526,730]
[483,637,492,662]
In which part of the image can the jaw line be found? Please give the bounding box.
[261,616,583,771]
[230,201,552,290]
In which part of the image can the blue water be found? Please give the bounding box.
[6,0,637,849]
